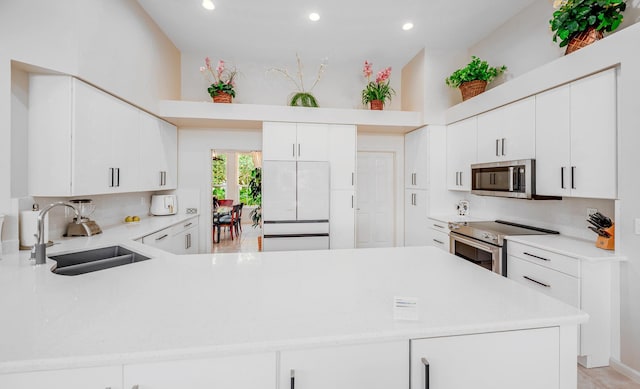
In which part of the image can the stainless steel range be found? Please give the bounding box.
[449,220,559,276]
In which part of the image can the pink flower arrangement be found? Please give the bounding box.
[361,61,395,107]
[200,57,237,98]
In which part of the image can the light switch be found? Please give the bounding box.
[635,219,640,235]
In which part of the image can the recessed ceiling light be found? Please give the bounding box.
[309,12,320,21]
[402,22,414,31]
[202,0,215,10]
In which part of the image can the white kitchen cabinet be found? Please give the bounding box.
[476,97,535,163]
[278,341,408,389]
[329,124,356,190]
[0,365,122,389]
[536,69,617,199]
[507,240,612,367]
[446,117,477,191]
[405,127,429,189]
[141,217,199,255]
[330,190,355,249]
[411,328,560,389]
[404,189,429,246]
[139,111,178,190]
[426,218,450,252]
[263,122,329,161]
[124,352,275,389]
[28,75,177,196]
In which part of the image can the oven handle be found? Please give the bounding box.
[449,232,500,255]
[508,166,514,191]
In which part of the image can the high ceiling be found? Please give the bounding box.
[137,0,538,65]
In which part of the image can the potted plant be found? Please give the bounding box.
[445,56,506,101]
[550,0,627,55]
[269,54,327,107]
[200,57,238,103]
[361,61,395,110]
[248,167,262,251]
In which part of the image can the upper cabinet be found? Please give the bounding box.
[139,111,178,191]
[262,122,329,161]
[536,69,617,199]
[405,127,428,190]
[328,124,356,190]
[446,117,477,191]
[476,97,535,163]
[28,75,177,196]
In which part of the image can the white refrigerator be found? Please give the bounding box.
[262,161,330,251]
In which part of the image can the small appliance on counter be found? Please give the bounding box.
[456,200,469,216]
[65,199,102,237]
[150,194,177,216]
[587,211,614,250]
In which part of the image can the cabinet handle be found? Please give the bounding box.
[433,239,444,244]
[501,138,506,156]
[292,143,295,158]
[351,195,354,209]
[459,171,463,186]
[155,234,168,241]
[496,139,500,156]
[185,233,190,249]
[298,143,301,157]
[422,357,430,389]
[523,252,550,261]
[571,166,576,189]
[184,222,193,228]
[352,172,355,186]
[109,168,114,187]
[455,171,459,186]
[115,168,120,187]
[290,369,295,389]
[433,224,444,229]
[561,167,565,189]
[523,275,551,288]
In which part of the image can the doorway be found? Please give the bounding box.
[356,151,395,248]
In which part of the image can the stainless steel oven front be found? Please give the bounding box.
[449,232,503,275]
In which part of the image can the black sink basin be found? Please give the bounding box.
[50,246,151,276]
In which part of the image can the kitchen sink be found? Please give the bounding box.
[50,246,151,276]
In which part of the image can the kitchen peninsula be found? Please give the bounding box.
[0,224,586,388]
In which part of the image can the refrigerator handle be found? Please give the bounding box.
[292,144,295,158]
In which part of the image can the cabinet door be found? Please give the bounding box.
[570,69,617,199]
[502,97,535,161]
[330,190,355,249]
[263,122,297,161]
[446,117,477,191]
[427,228,450,252]
[139,111,164,190]
[404,189,429,246]
[476,108,503,163]
[297,161,330,220]
[279,341,408,389]
[124,353,276,389]
[0,366,122,389]
[141,227,174,251]
[535,85,571,197]
[109,95,140,193]
[411,328,559,389]
[405,127,429,189]
[296,123,329,161]
[160,120,178,189]
[329,124,356,190]
[262,161,297,221]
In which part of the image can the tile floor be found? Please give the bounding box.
[211,222,261,253]
[579,365,640,388]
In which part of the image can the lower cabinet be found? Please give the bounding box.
[0,365,122,389]
[123,352,276,389]
[141,218,199,255]
[405,189,429,246]
[279,341,408,389]
[426,218,450,252]
[330,190,356,249]
[411,328,560,389]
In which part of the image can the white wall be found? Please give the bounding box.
[178,128,263,253]
[0,0,180,252]
[357,133,405,246]
[181,52,403,110]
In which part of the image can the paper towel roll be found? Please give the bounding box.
[20,210,47,248]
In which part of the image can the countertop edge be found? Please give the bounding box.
[506,235,627,263]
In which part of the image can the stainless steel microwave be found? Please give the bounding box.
[471,159,534,199]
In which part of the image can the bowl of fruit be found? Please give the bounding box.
[124,215,141,224]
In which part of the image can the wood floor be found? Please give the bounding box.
[211,223,261,253]
[579,365,640,388]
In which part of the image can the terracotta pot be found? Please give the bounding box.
[565,27,603,55]
[370,100,383,110]
[212,92,233,103]
[257,235,262,252]
[459,80,487,101]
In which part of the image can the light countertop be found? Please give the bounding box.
[506,234,627,263]
[0,217,587,374]
[428,214,490,224]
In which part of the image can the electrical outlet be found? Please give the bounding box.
[186,208,198,214]
[587,208,598,218]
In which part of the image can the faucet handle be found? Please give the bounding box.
[30,245,36,260]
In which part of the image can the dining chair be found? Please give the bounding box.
[215,205,238,242]
[235,203,244,235]
[218,199,233,207]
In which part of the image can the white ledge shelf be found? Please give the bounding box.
[158,100,423,134]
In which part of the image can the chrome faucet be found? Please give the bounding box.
[33,202,80,265]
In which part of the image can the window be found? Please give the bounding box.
[211,153,227,199]
[238,153,259,206]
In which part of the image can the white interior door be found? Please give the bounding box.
[356,152,394,248]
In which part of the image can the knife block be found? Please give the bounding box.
[595,224,615,250]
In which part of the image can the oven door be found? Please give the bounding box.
[449,232,502,275]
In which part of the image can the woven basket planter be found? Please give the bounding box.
[565,27,603,55]
[212,92,233,103]
[459,80,487,101]
[370,100,384,110]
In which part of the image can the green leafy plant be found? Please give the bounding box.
[444,56,506,88]
[361,61,395,105]
[200,57,238,98]
[248,167,262,228]
[269,54,327,108]
[290,92,319,108]
[550,0,626,48]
